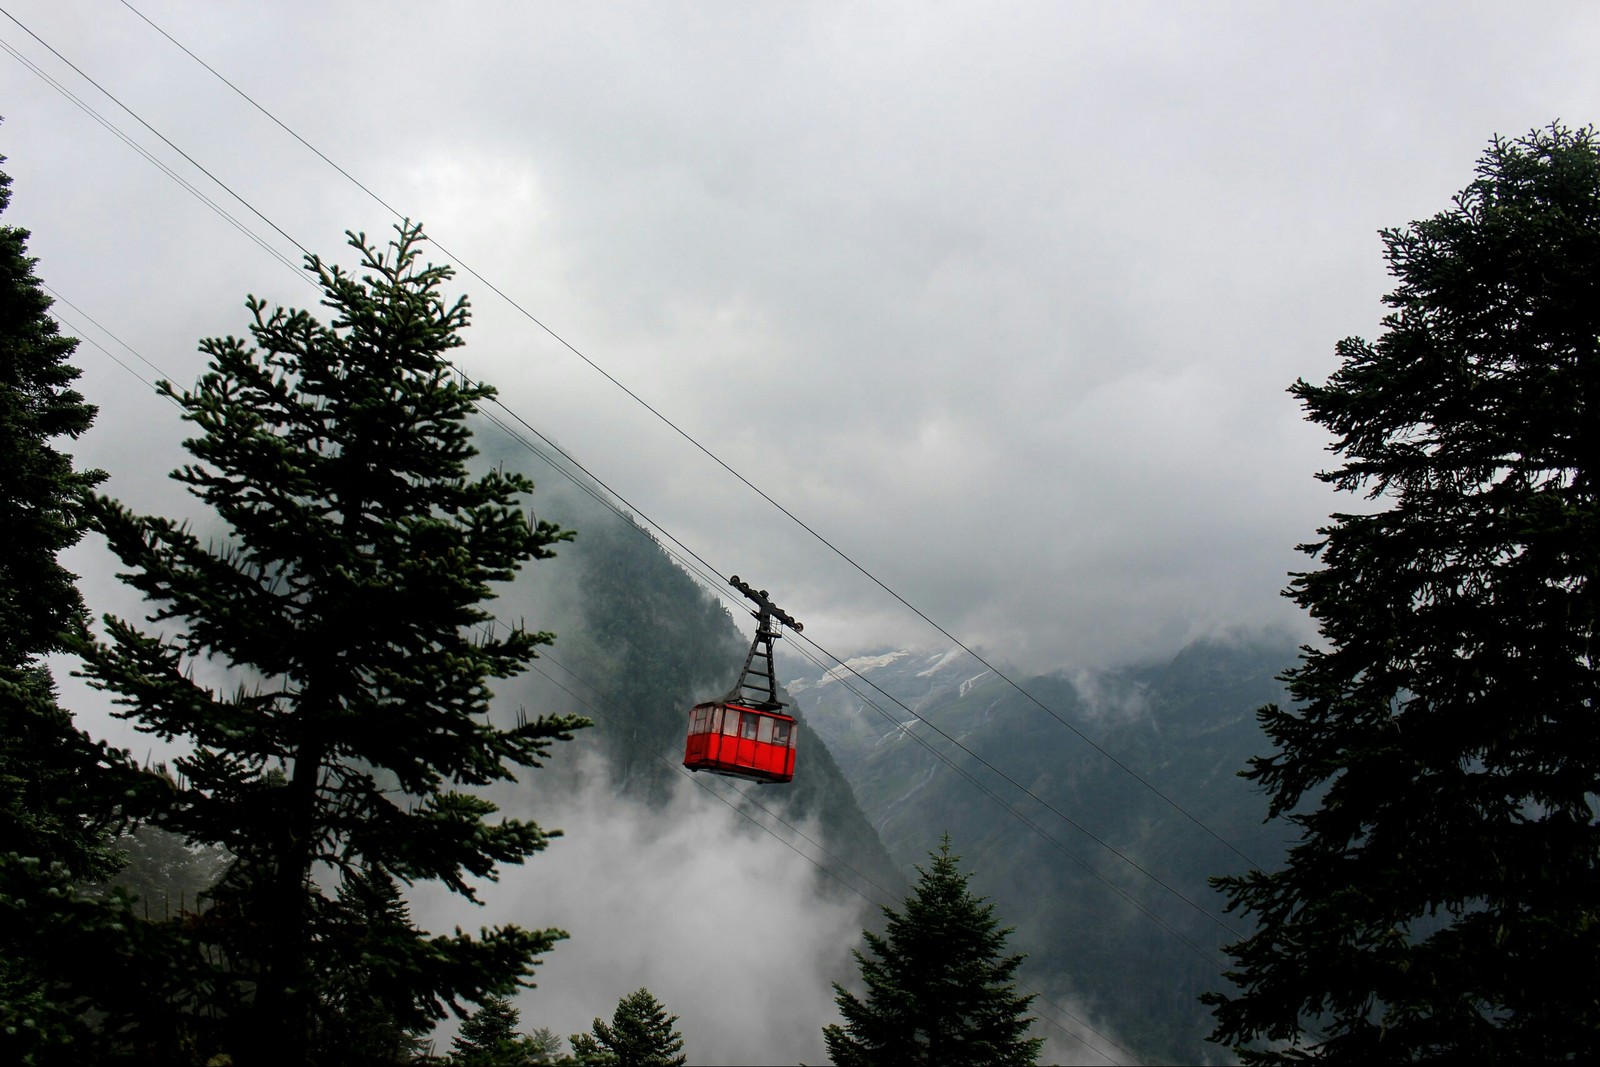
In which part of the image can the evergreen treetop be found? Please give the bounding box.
[571,987,686,1067]
[451,994,542,1065]
[1207,123,1600,1063]
[824,836,1041,1067]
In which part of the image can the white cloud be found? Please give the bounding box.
[411,756,868,1065]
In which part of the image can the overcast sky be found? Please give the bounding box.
[9,5,1597,1061]
[5,1,1598,677]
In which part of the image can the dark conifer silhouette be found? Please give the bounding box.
[1208,123,1600,1063]
[571,987,687,1066]
[78,222,587,1064]
[450,994,554,1065]
[0,147,157,1063]
[824,836,1041,1067]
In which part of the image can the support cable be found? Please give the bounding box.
[475,396,1248,952]
[0,30,307,283]
[53,275,1246,971]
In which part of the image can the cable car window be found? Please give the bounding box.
[756,717,773,744]
[740,712,759,740]
[722,709,741,735]
[772,721,791,747]
[689,706,711,734]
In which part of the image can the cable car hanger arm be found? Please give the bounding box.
[726,576,802,710]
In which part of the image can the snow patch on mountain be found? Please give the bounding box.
[958,670,993,698]
[917,647,965,677]
[788,649,912,692]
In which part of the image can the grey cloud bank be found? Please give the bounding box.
[4,0,1596,683]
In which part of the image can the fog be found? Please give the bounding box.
[11,4,1593,1060]
[410,754,864,1065]
[407,752,1138,1065]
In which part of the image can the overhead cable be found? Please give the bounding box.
[20,36,1249,942]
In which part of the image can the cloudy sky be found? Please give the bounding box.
[5,2,1597,671]
[8,4,1597,1062]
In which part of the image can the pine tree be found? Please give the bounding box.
[0,149,159,1064]
[571,988,686,1067]
[450,994,540,1065]
[76,222,588,1065]
[0,150,112,884]
[1206,124,1600,1063]
[823,837,1041,1067]
[523,1027,565,1064]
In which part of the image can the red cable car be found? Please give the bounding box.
[684,577,801,785]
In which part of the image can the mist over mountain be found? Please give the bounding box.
[786,635,1302,1064]
[399,422,1302,1063]
[397,426,904,1062]
[8,5,1590,1053]
[61,407,1302,1063]
[475,425,904,898]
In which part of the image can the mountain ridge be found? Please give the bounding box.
[788,633,1301,1063]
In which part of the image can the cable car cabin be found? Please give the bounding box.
[686,576,803,785]
[683,701,797,784]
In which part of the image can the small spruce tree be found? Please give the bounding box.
[824,836,1042,1067]
[524,1027,566,1064]
[77,222,588,1065]
[451,994,540,1065]
[571,988,686,1067]
[312,867,435,1064]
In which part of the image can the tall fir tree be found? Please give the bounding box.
[77,222,588,1065]
[1206,123,1600,1063]
[570,988,686,1067]
[0,149,158,1064]
[824,837,1041,1067]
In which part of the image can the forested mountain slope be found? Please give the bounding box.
[789,637,1301,1064]
[470,421,1291,1062]
[475,425,905,904]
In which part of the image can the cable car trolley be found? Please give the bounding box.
[683,577,802,785]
